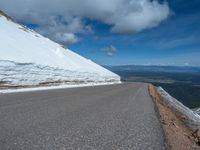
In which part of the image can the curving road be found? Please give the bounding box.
[0,83,166,150]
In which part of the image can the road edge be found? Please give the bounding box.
[148,84,170,150]
[0,82,122,94]
[148,84,200,150]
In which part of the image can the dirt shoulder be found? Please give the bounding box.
[149,84,200,150]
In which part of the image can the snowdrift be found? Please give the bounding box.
[157,87,200,130]
[0,12,120,87]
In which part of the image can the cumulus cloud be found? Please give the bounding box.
[101,45,117,56]
[0,0,170,45]
[52,33,78,45]
[35,17,88,45]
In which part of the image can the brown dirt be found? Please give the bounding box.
[0,81,109,90]
[0,81,81,90]
[149,84,200,150]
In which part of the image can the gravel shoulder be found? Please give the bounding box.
[149,84,200,150]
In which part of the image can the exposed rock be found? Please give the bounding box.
[193,128,200,145]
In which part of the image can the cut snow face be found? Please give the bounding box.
[0,12,120,87]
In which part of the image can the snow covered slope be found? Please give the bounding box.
[0,12,120,87]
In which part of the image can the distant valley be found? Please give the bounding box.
[106,65,200,108]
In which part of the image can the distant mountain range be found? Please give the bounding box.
[105,65,200,73]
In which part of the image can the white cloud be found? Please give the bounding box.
[158,36,199,49]
[53,33,78,45]
[110,1,170,33]
[101,45,117,56]
[0,0,170,45]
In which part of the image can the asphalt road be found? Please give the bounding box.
[0,83,166,150]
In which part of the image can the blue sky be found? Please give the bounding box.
[0,0,200,66]
[69,0,200,66]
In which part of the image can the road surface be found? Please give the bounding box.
[0,83,166,150]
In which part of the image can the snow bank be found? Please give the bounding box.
[157,87,200,130]
[0,60,119,86]
[0,13,120,87]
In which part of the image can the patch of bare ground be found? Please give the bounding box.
[0,10,16,22]
[0,81,81,89]
[149,84,200,150]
